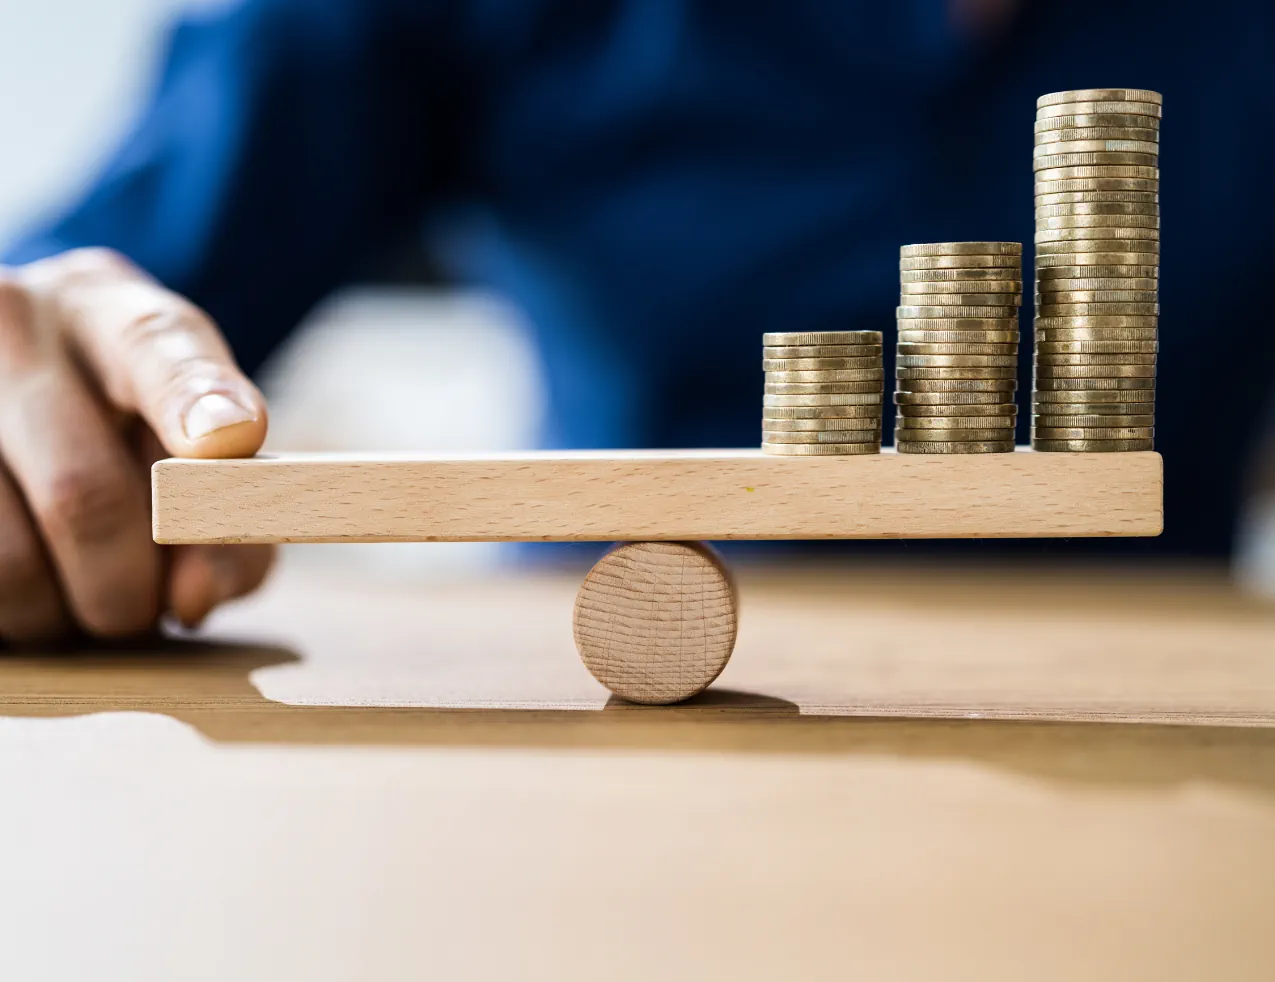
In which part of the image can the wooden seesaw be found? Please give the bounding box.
[151,448,1163,704]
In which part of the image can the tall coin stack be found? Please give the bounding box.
[761,331,884,455]
[1032,88,1161,452]
[894,243,1022,454]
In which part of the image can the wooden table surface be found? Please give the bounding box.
[2,558,1274,981]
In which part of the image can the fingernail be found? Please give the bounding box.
[183,393,254,442]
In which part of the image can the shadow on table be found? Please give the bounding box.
[3,635,1275,797]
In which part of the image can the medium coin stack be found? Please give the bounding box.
[761,331,884,455]
[894,242,1022,454]
[1032,88,1161,452]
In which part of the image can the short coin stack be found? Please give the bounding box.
[1032,88,1161,452]
[894,243,1022,454]
[761,331,884,455]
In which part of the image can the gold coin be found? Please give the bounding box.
[897,366,1018,380]
[899,267,1025,283]
[897,342,1019,355]
[896,441,1016,454]
[1035,165,1159,182]
[895,403,1017,417]
[897,354,1018,368]
[1032,245,1148,264]
[1035,190,1159,206]
[1034,127,1160,144]
[1036,252,1161,267]
[895,390,1015,406]
[1032,388,1155,404]
[900,280,1022,294]
[1036,228,1160,245]
[1035,278,1158,292]
[896,427,1015,442]
[1035,413,1157,423]
[1037,303,1159,317]
[766,369,885,383]
[896,416,1016,429]
[899,379,1017,393]
[1036,264,1158,279]
[1034,376,1154,391]
[897,292,1022,306]
[1037,245,1160,261]
[1031,439,1154,452]
[763,357,881,371]
[898,305,1018,319]
[1035,340,1157,354]
[1033,426,1154,441]
[1035,352,1157,366]
[1035,179,1159,196]
[763,405,885,419]
[1036,225,1160,242]
[1032,403,1154,416]
[1036,214,1159,230]
[1033,414,1155,428]
[763,429,882,444]
[1034,328,1158,342]
[762,331,882,346]
[1034,152,1158,171]
[1034,364,1155,378]
[765,381,884,394]
[1035,113,1161,132]
[899,255,1021,271]
[900,242,1022,258]
[902,326,1020,341]
[1035,201,1159,217]
[1036,237,1160,253]
[902,323,1020,339]
[762,344,885,359]
[1034,291,1159,304]
[1033,140,1159,158]
[1036,100,1162,119]
[1034,315,1158,329]
[764,416,882,431]
[1037,89,1163,108]
[764,393,884,407]
[761,442,881,456]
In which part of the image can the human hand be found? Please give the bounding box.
[0,248,273,641]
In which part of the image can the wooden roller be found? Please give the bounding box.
[573,542,738,704]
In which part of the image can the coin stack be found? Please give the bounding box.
[894,243,1022,454]
[1032,88,1161,452]
[761,331,884,455]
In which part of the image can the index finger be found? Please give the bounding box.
[21,249,267,458]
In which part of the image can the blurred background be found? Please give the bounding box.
[0,0,548,577]
[3,0,1274,591]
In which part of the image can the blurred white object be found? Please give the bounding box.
[1235,493,1275,600]
[259,287,546,578]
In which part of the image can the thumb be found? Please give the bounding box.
[22,249,267,458]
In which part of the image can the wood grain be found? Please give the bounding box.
[1,563,1274,981]
[573,542,738,704]
[151,448,1163,543]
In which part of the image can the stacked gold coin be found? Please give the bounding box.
[894,243,1022,454]
[761,331,884,455]
[1032,88,1161,452]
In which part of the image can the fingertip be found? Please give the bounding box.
[168,546,218,628]
[174,390,268,459]
[167,544,276,628]
[183,414,269,460]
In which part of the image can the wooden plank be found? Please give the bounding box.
[151,448,1163,544]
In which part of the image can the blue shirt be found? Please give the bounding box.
[8,0,1275,556]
